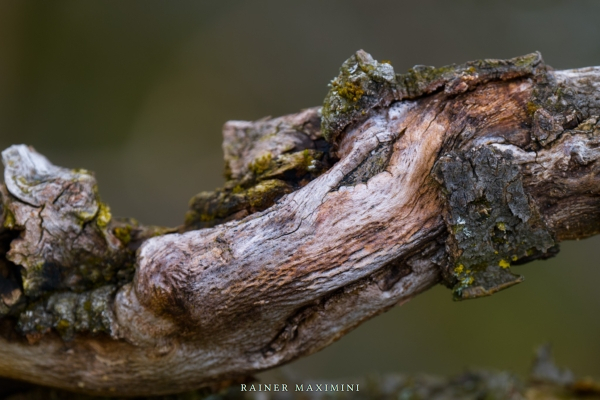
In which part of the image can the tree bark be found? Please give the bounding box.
[0,50,599,397]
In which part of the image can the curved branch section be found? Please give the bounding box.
[0,52,599,396]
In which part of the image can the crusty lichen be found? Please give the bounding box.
[95,201,112,229]
[322,50,397,144]
[332,80,365,102]
[529,70,600,147]
[246,179,292,209]
[322,50,543,145]
[17,285,117,342]
[249,153,273,176]
[433,146,556,300]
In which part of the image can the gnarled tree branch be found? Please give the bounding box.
[0,50,599,397]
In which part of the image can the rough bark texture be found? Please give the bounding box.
[0,50,599,397]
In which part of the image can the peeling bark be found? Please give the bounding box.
[0,51,599,397]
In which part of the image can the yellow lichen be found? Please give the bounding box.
[302,149,315,171]
[3,209,15,229]
[496,222,506,231]
[232,185,244,194]
[56,319,70,330]
[113,226,132,246]
[498,259,511,269]
[249,153,273,176]
[333,80,365,102]
[454,264,464,274]
[96,202,112,229]
[526,101,540,116]
[246,179,290,210]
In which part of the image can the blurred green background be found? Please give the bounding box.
[0,0,598,384]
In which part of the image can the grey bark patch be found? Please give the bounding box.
[334,141,393,189]
[532,108,565,146]
[433,146,555,300]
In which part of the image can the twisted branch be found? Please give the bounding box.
[0,51,599,396]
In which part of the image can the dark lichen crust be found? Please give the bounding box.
[322,50,544,145]
[17,285,117,342]
[433,147,556,300]
[529,68,600,148]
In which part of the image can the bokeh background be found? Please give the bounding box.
[0,0,599,385]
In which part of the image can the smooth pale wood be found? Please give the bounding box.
[0,69,599,396]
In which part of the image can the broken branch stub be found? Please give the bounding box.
[0,50,599,396]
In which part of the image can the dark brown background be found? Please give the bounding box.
[0,0,598,383]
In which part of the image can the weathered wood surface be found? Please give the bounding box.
[0,51,599,397]
[2,345,600,399]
